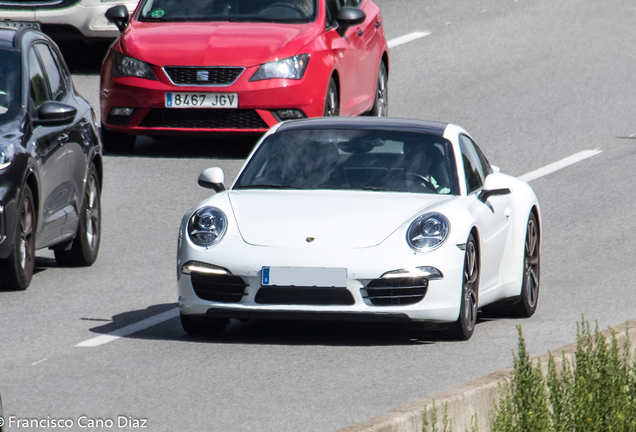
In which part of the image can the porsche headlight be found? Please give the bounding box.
[249,54,310,81]
[407,212,450,252]
[188,207,227,247]
[113,52,158,80]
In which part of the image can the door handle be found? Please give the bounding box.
[57,133,69,145]
[375,20,381,28]
[504,206,512,219]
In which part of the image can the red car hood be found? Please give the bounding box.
[121,21,319,67]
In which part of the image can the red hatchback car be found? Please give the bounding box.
[99,0,389,152]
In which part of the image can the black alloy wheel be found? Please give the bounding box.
[180,313,229,336]
[0,185,36,290]
[366,61,388,117]
[101,127,136,153]
[323,77,340,117]
[450,233,479,340]
[512,212,540,317]
[55,164,101,267]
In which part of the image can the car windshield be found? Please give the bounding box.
[0,50,21,126]
[235,128,460,195]
[138,0,317,23]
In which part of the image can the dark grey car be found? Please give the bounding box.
[0,22,103,290]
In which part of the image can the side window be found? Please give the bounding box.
[325,0,343,27]
[474,143,493,177]
[35,44,66,102]
[459,135,486,194]
[345,0,361,6]
[28,48,50,109]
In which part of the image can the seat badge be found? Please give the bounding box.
[196,70,209,82]
[306,237,315,243]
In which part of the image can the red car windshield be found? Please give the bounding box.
[138,0,317,23]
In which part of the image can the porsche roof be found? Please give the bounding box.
[276,117,449,136]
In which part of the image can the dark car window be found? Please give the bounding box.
[346,0,361,6]
[325,0,343,26]
[235,128,459,195]
[0,49,21,125]
[35,44,66,102]
[459,135,487,194]
[28,48,50,109]
[138,0,317,23]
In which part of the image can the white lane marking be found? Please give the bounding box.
[76,308,179,347]
[518,149,602,182]
[32,358,47,366]
[387,31,431,49]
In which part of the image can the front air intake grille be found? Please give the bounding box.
[363,277,428,306]
[191,274,248,303]
[164,67,244,86]
[255,287,355,306]
[139,109,268,129]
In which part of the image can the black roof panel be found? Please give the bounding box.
[276,117,448,136]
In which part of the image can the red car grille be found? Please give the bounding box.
[164,67,244,86]
[139,109,269,130]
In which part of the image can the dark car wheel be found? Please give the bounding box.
[0,185,36,291]
[450,233,479,340]
[101,127,136,153]
[180,313,229,336]
[323,77,340,117]
[366,62,388,117]
[55,164,101,267]
[511,212,540,318]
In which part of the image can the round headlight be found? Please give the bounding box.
[188,207,227,247]
[407,212,450,252]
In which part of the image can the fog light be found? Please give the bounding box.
[274,109,306,120]
[181,261,231,276]
[110,107,135,116]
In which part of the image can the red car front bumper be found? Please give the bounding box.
[100,53,327,136]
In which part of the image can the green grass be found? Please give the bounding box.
[422,318,636,432]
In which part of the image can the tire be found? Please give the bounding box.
[511,212,540,318]
[180,313,229,336]
[450,233,479,340]
[55,164,101,267]
[101,127,136,153]
[366,61,388,117]
[0,185,36,291]
[323,77,340,117]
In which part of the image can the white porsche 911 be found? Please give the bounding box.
[177,118,541,340]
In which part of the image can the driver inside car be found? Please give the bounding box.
[402,142,451,194]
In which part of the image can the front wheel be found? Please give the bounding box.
[366,62,388,117]
[511,212,540,318]
[0,185,36,291]
[180,314,229,336]
[450,234,479,340]
[55,164,101,267]
[323,77,340,117]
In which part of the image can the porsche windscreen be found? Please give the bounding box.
[138,0,317,23]
[0,50,21,126]
[235,129,460,195]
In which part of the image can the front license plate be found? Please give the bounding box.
[165,92,238,108]
[262,267,347,288]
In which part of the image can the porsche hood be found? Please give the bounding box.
[227,191,455,249]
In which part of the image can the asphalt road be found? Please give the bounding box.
[2,0,636,431]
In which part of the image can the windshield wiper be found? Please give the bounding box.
[236,184,299,190]
[337,186,390,192]
[140,17,170,22]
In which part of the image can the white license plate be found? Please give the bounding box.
[262,267,347,288]
[165,92,238,108]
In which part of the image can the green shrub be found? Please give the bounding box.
[422,318,636,432]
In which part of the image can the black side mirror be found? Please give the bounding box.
[106,5,130,33]
[34,101,77,127]
[336,6,366,37]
